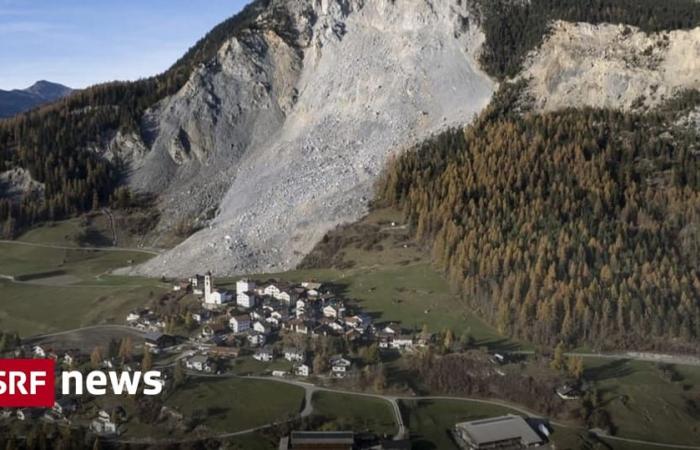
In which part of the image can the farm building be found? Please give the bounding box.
[454,415,549,450]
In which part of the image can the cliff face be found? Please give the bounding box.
[521,21,700,111]
[117,0,495,276]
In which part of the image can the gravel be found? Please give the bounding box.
[115,0,495,277]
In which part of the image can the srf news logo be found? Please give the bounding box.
[0,360,54,407]
[0,359,163,408]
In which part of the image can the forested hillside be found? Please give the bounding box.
[377,86,700,351]
[476,0,700,79]
[0,1,269,237]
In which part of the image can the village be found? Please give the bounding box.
[0,272,577,449]
[128,272,434,379]
[0,273,442,442]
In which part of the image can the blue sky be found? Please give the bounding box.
[0,0,250,90]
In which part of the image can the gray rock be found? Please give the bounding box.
[115,0,495,277]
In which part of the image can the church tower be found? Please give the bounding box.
[204,271,213,303]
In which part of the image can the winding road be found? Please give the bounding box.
[116,371,700,449]
[20,324,700,448]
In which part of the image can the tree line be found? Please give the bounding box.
[377,86,700,351]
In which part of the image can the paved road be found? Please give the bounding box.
[506,350,700,368]
[116,372,700,449]
[28,324,146,341]
[0,239,162,256]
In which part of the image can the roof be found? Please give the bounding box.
[231,315,250,321]
[290,431,354,445]
[455,415,543,446]
[330,356,351,366]
[144,332,168,342]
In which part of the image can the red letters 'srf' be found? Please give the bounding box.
[0,359,55,408]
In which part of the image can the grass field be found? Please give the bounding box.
[582,357,700,445]
[217,209,515,351]
[0,224,168,336]
[398,399,674,450]
[311,391,397,436]
[400,399,521,450]
[165,377,305,433]
[232,356,294,376]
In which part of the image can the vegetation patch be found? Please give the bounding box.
[377,88,700,351]
[165,377,305,434]
[310,391,397,436]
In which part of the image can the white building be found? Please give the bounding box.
[237,279,256,295]
[254,347,274,362]
[247,333,267,347]
[391,336,415,351]
[237,292,257,309]
[263,284,282,297]
[276,291,292,303]
[205,290,232,306]
[296,299,307,316]
[185,355,213,373]
[229,315,251,333]
[192,310,210,324]
[91,410,118,435]
[263,284,292,303]
[295,364,310,377]
[284,348,305,362]
[203,272,232,305]
[323,303,345,319]
[330,356,352,378]
[253,321,271,335]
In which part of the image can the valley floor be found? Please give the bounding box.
[1,211,699,449]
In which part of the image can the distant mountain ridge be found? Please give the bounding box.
[0,81,72,118]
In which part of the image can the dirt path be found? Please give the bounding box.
[0,239,162,256]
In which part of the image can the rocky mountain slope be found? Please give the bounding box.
[521,21,700,111]
[41,0,691,278]
[0,81,72,118]
[119,0,495,276]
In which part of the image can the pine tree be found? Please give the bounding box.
[443,328,455,352]
[174,361,186,388]
[118,337,133,362]
[568,356,584,380]
[90,347,103,369]
[313,353,328,375]
[142,350,153,371]
[550,342,566,371]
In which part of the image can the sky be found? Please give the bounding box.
[0,0,250,90]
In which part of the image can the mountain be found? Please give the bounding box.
[119,0,494,276]
[0,81,72,118]
[1,0,699,279]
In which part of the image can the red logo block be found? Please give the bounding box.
[0,359,55,408]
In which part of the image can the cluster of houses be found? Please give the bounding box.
[143,274,442,379]
[250,346,353,379]
[127,274,440,356]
